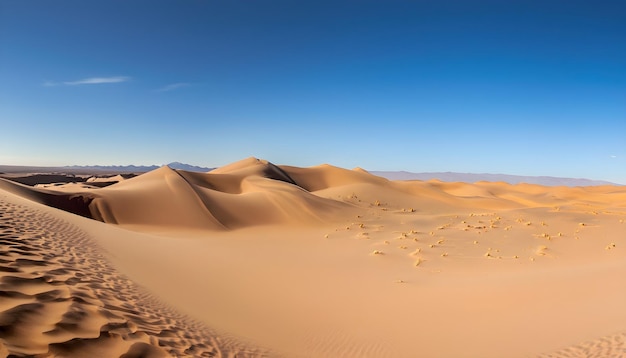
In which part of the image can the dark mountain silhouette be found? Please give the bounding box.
[0,162,213,174]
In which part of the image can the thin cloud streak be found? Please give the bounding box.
[43,76,131,87]
[156,82,190,92]
[64,76,130,85]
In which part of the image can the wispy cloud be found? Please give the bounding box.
[156,82,190,92]
[64,76,130,85]
[43,76,131,87]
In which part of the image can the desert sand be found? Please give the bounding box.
[1,157,625,357]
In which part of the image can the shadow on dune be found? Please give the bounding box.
[4,157,625,232]
[1,174,86,186]
[0,178,95,219]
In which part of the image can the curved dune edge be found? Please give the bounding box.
[1,157,625,233]
[0,192,268,357]
[1,157,626,357]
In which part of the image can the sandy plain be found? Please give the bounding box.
[1,157,625,357]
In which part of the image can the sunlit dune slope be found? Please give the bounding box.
[1,157,626,357]
[1,157,625,232]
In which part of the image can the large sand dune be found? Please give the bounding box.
[1,157,625,357]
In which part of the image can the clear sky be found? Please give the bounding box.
[1,1,625,183]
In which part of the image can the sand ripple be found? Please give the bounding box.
[0,199,267,357]
[538,333,626,358]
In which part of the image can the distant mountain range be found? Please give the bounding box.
[370,171,621,187]
[0,162,213,174]
[64,162,215,172]
[64,162,214,172]
[0,163,620,186]
[165,162,214,171]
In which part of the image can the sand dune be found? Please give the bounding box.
[1,157,625,357]
[0,191,264,357]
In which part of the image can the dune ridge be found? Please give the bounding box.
[3,157,625,233]
[1,157,626,357]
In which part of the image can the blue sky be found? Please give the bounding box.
[1,1,625,183]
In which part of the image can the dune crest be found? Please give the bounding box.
[2,158,626,233]
[91,162,355,230]
[2,158,626,357]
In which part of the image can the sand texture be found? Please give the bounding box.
[0,194,265,357]
[1,157,625,357]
